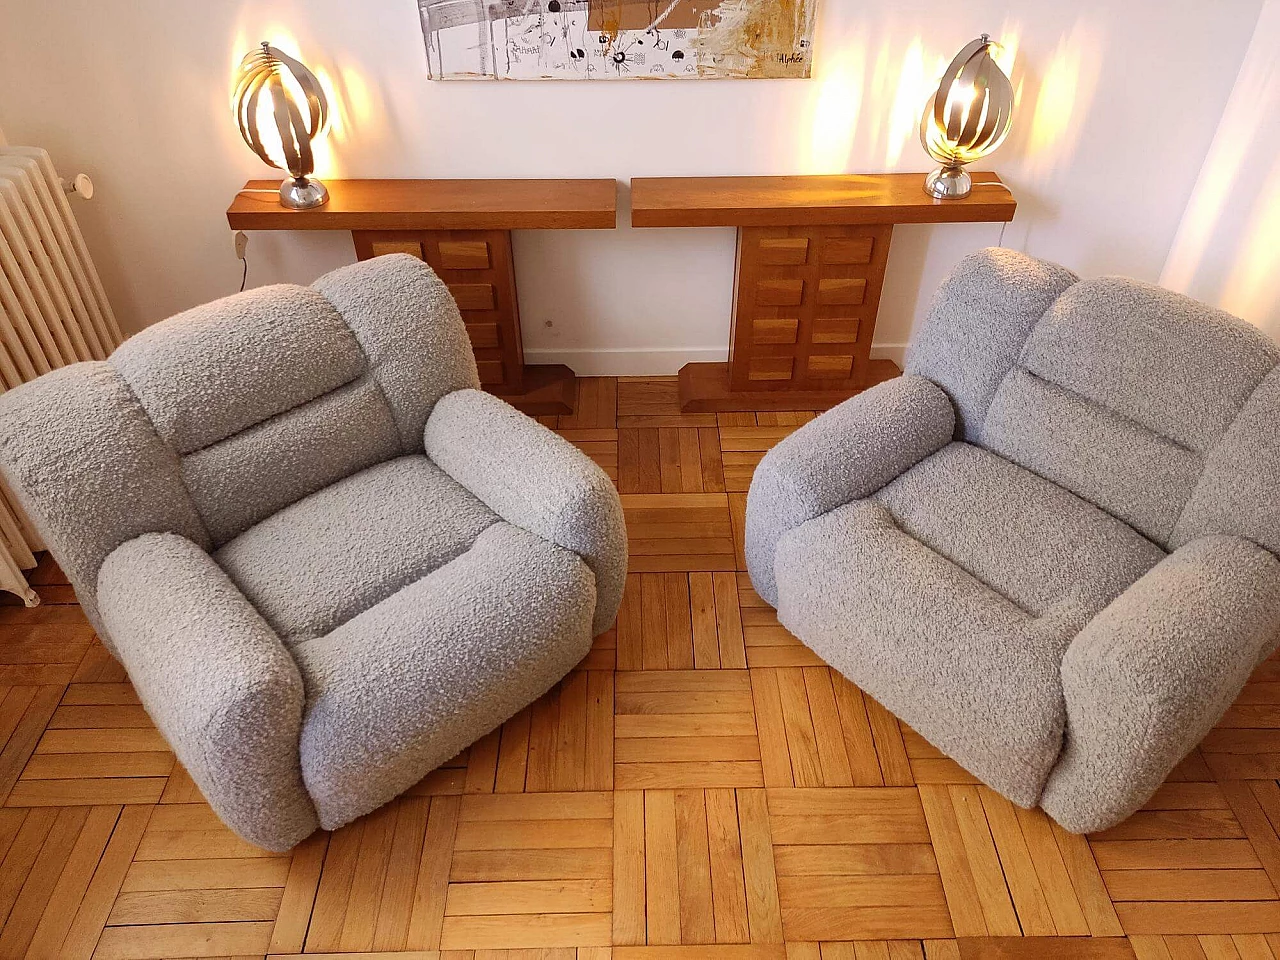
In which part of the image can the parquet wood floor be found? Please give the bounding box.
[2,377,1279,959]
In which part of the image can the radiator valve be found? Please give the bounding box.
[60,173,94,199]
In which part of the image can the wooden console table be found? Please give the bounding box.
[227,178,617,414]
[631,173,1017,411]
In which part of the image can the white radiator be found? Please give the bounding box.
[0,145,123,605]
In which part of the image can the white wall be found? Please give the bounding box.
[1161,0,1280,339]
[0,0,1267,370]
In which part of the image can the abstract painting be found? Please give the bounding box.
[417,0,819,80]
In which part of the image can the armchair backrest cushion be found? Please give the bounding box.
[109,254,479,546]
[1173,366,1280,556]
[905,248,1078,441]
[0,254,478,646]
[1017,278,1277,453]
[311,255,480,449]
[110,284,367,455]
[909,248,1280,551]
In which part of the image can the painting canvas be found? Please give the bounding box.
[418,0,819,80]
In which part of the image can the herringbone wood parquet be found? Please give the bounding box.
[2,376,1280,960]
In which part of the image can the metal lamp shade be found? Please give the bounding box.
[233,42,330,209]
[920,35,1013,199]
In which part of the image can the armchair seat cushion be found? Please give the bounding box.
[778,499,1100,808]
[215,454,499,644]
[873,442,1167,619]
[775,501,1081,805]
[776,444,1167,804]
[293,522,596,829]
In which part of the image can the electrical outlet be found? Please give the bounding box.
[234,230,249,260]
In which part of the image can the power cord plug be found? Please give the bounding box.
[234,230,249,292]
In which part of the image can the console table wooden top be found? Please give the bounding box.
[631,172,1016,228]
[226,177,616,416]
[630,171,1017,412]
[226,178,617,231]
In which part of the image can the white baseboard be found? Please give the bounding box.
[870,342,909,366]
[523,347,727,377]
[526,343,910,376]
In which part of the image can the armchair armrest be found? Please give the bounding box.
[424,389,627,635]
[744,375,956,606]
[1041,535,1280,833]
[97,533,318,851]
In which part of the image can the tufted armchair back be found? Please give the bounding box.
[110,255,478,546]
[906,248,1280,554]
[0,254,476,642]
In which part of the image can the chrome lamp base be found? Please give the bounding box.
[924,165,973,200]
[280,176,329,209]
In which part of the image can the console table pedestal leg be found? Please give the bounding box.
[678,222,901,413]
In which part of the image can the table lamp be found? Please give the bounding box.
[920,34,1013,199]
[232,42,330,209]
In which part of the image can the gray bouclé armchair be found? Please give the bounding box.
[746,247,1280,833]
[0,254,627,850]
